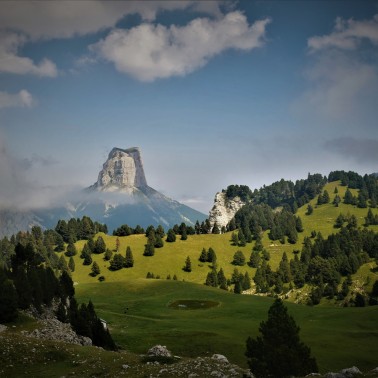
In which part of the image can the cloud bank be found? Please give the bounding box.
[91,11,271,81]
[308,14,378,51]
[0,89,34,109]
[294,14,378,126]
[0,33,57,77]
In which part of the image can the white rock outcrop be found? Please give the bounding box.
[208,192,246,230]
[92,147,147,192]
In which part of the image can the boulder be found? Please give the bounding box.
[147,345,172,358]
[211,354,229,364]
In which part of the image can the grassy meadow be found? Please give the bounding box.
[62,181,378,373]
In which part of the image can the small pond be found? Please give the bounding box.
[168,300,220,310]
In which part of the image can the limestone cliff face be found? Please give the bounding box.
[208,192,246,229]
[92,147,147,192]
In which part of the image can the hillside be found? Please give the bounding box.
[58,180,378,373]
[2,178,378,376]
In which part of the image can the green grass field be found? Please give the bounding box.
[65,181,378,373]
[74,279,378,373]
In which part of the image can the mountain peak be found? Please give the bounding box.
[92,146,147,192]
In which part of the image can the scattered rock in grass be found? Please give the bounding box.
[211,354,229,364]
[147,345,172,358]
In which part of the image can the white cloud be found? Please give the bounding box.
[0,89,35,109]
[91,11,271,81]
[0,33,57,76]
[0,1,223,40]
[308,14,378,51]
[293,14,378,125]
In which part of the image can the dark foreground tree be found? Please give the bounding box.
[245,299,318,378]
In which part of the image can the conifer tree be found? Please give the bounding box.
[0,269,18,322]
[212,222,220,234]
[143,242,154,256]
[124,246,134,268]
[91,261,100,276]
[217,268,228,290]
[166,229,176,242]
[199,248,208,262]
[94,236,106,254]
[232,250,246,266]
[109,254,124,270]
[183,256,192,272]
[246,299,318,378]
[68,256,75,272]
[65,242,77,257]
[104,249,113,261]
[242,271,251,290]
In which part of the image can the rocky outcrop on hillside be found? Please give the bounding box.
[208,191,246,230]
[23,318,92,346]
[21,301,92,346]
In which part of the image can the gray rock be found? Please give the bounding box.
[208,192,246,230]
[0,324,7,333]
[211,354,229,364]
[340,367,362,377]
[92,147,147,192]
[147,345,172,358]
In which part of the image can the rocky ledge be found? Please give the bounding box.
[22,318,92,346]
[208,191,246,230]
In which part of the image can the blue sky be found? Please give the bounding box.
[0,1,377,213]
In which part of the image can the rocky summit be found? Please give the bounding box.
[90,147,148,193]
[0,147,206,236]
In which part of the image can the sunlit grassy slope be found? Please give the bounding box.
[66,181,378,372]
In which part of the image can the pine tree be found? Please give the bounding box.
[124,246,134,268]
[0,269,18,322]
[238,229,246,247]
[205,268,218,287]
[109,254,124,270]
[232,251,246,266]
[183,256,192,272]
[199,248,208,262]
[143,243,155,256]
[58,255,69,271]
[94,236,106,254]
[65,242,77,257]
[104,249,113,261]
[217,268,228,290]
[166,229,176,242]
[155,234,164,247]
[242,271,251,290]
[68,256,75,272]
[82,250,92,265]
[212,222,220,234]
[234,280,242,294]
[180,229,188,240]
[249,250,261,268]
[207,248,217,266]
[55,234,65,252]
[306,204,313,215]
[91,261,100,276]
[246,299,318,377]
[231,232,239,246]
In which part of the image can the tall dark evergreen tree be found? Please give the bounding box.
[246,299,318,378]
[183,256,192,272]
[0,269,18,322]
[124,246,134,268]
[166,229,176,242]
[94,236,106,254]
[232,250,246,266]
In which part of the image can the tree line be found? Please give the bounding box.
[0,241,116,350]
